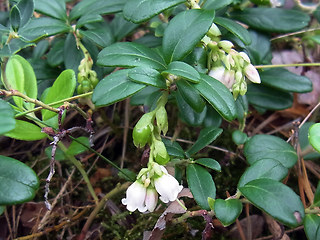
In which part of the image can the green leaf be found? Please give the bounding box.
[5,120,47,141]
[32,40,49,59]
[97,42,167,70]
[0,155,39,205]
[176,80,205,113]
[0,39,35,58]
[42,69,76,120]
[66,137,90,156]
[0,99,15,135]
[244,134,297,168]
[238,159,288,188]
[92,69,146,107]
[10,5,21,31]
[162,138,185,158]
[308,123,320,153]
[187,127,222,155]
[187,164,216,210]
[307,35,320,45]
[183,47,208,74]
[35,0,67,20]
[194,74,237,121]
[0,206,4,215]
[162,9,215,63]
[304,214,320,240]
[162,61,201,83]
[231,8,310,33]
[76,14,103,28]
[202,0,233,10]
[240,178,304,227]
[247,84,293,110]
[128,67,167,89]
[313,181,320,207]
[260,68,312,93]
[123,0,184,23]
[214,199,243,226]
[19,17,71,42]
[196,158,221,172]
[70,0,126,20]
[0,24,9,34]
[214,17,251,45]
[110,14,139,42]
[79,25,114,48]
[16,0,34,27]
[47,39,65,67]
[64,33,83,74]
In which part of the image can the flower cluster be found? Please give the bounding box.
[122,164,183,212]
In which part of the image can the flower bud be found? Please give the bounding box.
[207,23,221,37]
[133,112,154,148]
[153,140,170,165]
[239,81,247,96]
[239,52,251,63]
[156,106,168,135]
[244,64,261,83]
[218,40,234,53]
[145,188,158,212]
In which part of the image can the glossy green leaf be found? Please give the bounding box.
[304,214,320,240]
[260,68,312,93]
[232,130,248,145]
[231,8,310,33]
[214,17,251,45]
[176,80,205,113]
[202,0,233,10]
[163,9,215,63]
[240,179,304,227]
[187,127,222,155]
[196,158,221,172]
[183,47,208,74]
[162,61,201,83]
[162,138,185,158]
[10,5,21,31]
[80,26,114,48]
[110,14,138,42]
[244,134,297,168]
[42,69,76,120]
[187,164,216,210]
[76,14,103,28]
[19,17,71,42]
[0,24,9,34]
[5,120,47,141]
[35,0,67,20]
[0,39,35,58]
[16,0,34,27]
[314,181,320,207]
[238,159,288,188]
[0,155,39,205]
[0,99,15,135]
[235,95,248,124]
[247,84,293,110]
[128,67,167,89]
[214,199,243,226]
[66,137,90,156]
[47,39,65,67]
[308,123,320,153]
[32,40,49,59]
[64,33,83,74]
[92,69,146,107]
[298,122,320,160]
[195,74,237,121]
[70,0,125,20]
[123,0,185,23]
[97,42,167,70]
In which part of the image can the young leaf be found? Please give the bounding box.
[196,158,221,172]
[128,67,167,89]
[162,9,215,63]
[162,61,201,83]
[42,69,76,121]
[308,123,320,153]
[260,68,312,93]
[97,42,167,70]
[162,138,185,158]
[10,5,21,31]
[238,159,288,188]
[231,8,310,33]
[0,155,39,205]
[187,164,216,210]
[214,17,251,45]
[35,0,67,20]
[5,120,47,141]
[187,127,222,155]
[214,199,243,226]
[0,39,35,58]
[123,0,185,23]
[92,69,146,107]
[0,99,15,135]
[239,178,305,228]
[16,0,34,27]
[195,74,237,121]
[244,134,297,168]
[304,214,320,240]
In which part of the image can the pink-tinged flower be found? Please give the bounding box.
[244,64,261,83]
[154,166,183,203]
[209,67,235,89]
[145,188,158,212]
[122,181,147,212]
[208,66,225,82]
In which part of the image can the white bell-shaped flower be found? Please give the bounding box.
[244,64,261,83]
[122,181,147,212]
[154,166,183,203]
[145,188,158,212]
[209,67,235,89]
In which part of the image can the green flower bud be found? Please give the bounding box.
[207,23,221,38]
[81,80,91,93]
[156,106,168,135]
[77,84,83,94]
[218,40,234,53]
[153,140,170,165]
[133,112,154,148]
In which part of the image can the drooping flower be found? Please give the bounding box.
[122,181,147,212]
[154,166,183,203]
[244,64,261,83]
[209,67,235,89]
[145,188,158,212]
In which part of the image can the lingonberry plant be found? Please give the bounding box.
[1,0,320,239]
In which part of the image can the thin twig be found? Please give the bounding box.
[121,99,130,169]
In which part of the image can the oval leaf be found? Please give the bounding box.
[308,123,320,153]
[162,61,201,83]
[123,0,185,23]
[128,67,167,89]
[187,164,216,210]
[97,42,167,70]
[304,214,320,240]
[162,138,185,158]
[196,158,221,172]
[5,120,47,141]
[35,0,67,20]
[163,9,215,63]
[0,99,15,135]
[214,199,243,226]
[244,134,297,168]
[92,69,146,107]
[239,179,305,227]
[195,74,237,121]
[187,127,222,155]
[0,155,39,205]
